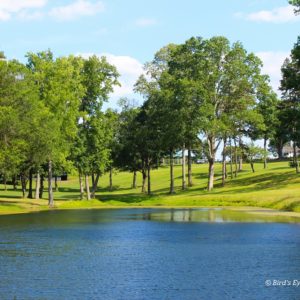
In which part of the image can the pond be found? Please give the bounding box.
[0,208,299,300]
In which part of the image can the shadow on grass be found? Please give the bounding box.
[211,171,298,194]
[96,193,148,204]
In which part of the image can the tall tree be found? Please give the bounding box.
[26,51,85,206]
[166,36,265,191]
[280,36,300,173]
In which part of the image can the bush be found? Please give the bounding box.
[289,161,299,168]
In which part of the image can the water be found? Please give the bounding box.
[0,208,299,300]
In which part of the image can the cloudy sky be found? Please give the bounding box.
[1,0,299,107]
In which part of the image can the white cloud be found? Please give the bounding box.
[103,54,144,99]
[236,6,299,23]
[17,10,44,21]
[256,51,289,93]
[49,0,104,21]
[0,0,46,21]
[135,17,158,27]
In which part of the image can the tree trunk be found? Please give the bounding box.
[234,138,238,178]
[207,158,215,191]
[187,147,193,187]
[35,171,40,200]
[222,137,227,187]
[91,173,100,199]
[79,172,84,200]
[238,137,243,171]
[109,167,113,191]
[182,144,186,190]
[12,175,17,191]
[132,171,137,189]
[207,136,216,191]
[293,141,299,173]
[27,168,33,198]
[147,164,151,195]
[277,140,284,160]
[85,174,91,200]
[3,175,7,191]
[239,157,243,172]
[21,173,27,198]
[48,160,54,207]
[54,175,58,192]
[91,173,95,189]
[263,136,267,169]
[250,161,255,173]
[141,170,147,193]
[39,174,44,199]
[229,138,233,179]
[169,150,175,194]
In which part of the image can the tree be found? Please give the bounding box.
[244,143,266,173]
[26,51,85,206]
[280,36,300,173]
[136,44,189,194]
[251,80,279,169]
[167,36,266,191]
[113,98,141,189]
[75,55,120,200]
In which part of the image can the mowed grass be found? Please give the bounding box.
[1,160,300,215]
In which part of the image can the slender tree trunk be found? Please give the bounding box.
[207,158,215,191]
[277,140,284,160]
[3,175,7,191]
[147,164,151,195]
[188,147,193,187]
[239,157,243,172]
[12,175,17,191]
[182,144,186,190]
[27,168,33,198]
[293,141,299,173]
[207,136,216,191]
[35,171,40,200]
[169,150,175,194]
[263,136,267,169]
[91,173,95,189]
[222,137,227,187]
[54,175,58,192]
[141,170,147,193]
[48,160,54,207]
[109,167,113,191]
[21,173,27,198]
[39,174,44,199]
[229,138,233,179]
[238,137,243,171]
[91,173,100,199]
[250,161,255,173]
[132,171,137,189]
[79,172,84,200]
[234,138,238,178]
[85,174,91,200]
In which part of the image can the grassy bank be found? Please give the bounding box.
[1,160,300,215]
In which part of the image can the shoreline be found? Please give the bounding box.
[1,203,300,219]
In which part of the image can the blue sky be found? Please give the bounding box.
[1,0,299,106]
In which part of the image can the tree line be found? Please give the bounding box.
[0,34,299,206]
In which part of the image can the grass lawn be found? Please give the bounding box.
[1,160,300,215]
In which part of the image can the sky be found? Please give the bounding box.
[0,0,299,108]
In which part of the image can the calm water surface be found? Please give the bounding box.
[0,208,299,300]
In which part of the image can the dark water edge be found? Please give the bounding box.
[0,208,299,300]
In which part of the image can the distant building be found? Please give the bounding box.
[282,142,300,158]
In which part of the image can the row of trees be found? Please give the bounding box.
[0,51,119,206]
[0,33,299,205]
